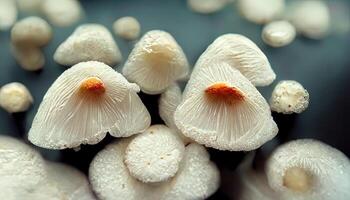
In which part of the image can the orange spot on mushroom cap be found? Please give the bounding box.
[79,77,105,94]
[205,83,244,103]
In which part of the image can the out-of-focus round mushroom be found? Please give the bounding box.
[0,82,33,113]
[262,20,296,47]
[113,16,141,40]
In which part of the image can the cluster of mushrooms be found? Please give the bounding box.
[0,0,350,200]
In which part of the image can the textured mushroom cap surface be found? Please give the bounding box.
[270,80,309,114]
[89,140,219,200]
[0,0,17,30]
[266,139,350,200]
[262,20,296,47]
[45,161,96,200]
[42,0,82,27]
[54,24,122,66]
[0,82,33,113]
[237,0,285,24]
[113,16,141,40]
[176,63,278,151]
[11,16,52,46]
[122,30,189,94]
[12,45,45,71]
[187,34,275,90]
[29,61,150,149]
[187,0,228,14]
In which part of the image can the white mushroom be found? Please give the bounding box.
[237,0,285,24]
[270,80,309,114]
[187,0,228,14]
[16,0,43,13]
[262,20,296,47]
[0,0,17,30]
[113,16,141,40]
[0,82,33,113]
[159,83,191,143]
[175,63,278,151]
[122,30,189,94]
[266,139,350,200]
[28,61,151,149]
[89,128,220,200]
[45,161,96,200]
[287,0,330,39]
[41,0,83,27]
[186,34,276,91]
[54,24,122,66]
[11,46,45,71]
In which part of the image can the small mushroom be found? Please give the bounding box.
[237,0,285,24]
[187,34,276,90]
[54,24,122,66]
[262,20,296,47]
[266,139,350,200]
[270,80,309,114]
[113,16,141,41]
[0,0,17,30]
[89,125,220,200]
[175,63,278,151]
[0,82,33,113]
[28,61,151,149]
[41,0,83,27]
[122,30,189,94]
[287,0,330,39]
[187,0,228,14]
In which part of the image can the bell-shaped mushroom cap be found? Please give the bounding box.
[266,139,350,200]
[159,83,191,143]
[124,125,185,183]
[41,0,82,27]
[89,139,219,200]
[122,30,189,94]
[0,0,17,30]
[187,34,275,91]
[45,161,96,200]
[28,61,151,149]
[54,24,122,66]
[237,0,285,24]
[175,63,278,151]
[187,0,228,14]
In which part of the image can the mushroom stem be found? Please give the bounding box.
[79,77,105,94]
[283,167,313,192]
[205,82,244,103]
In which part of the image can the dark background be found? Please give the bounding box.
[0,0,349,199]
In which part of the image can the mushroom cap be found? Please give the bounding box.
[270,80,309,114]
[187,0,228,14]
[186,34,275,91]
[54,24,122,66]
[0,82,33,113]
[41,0,82,27]
[262,20,296,47]
[113,16,141,40]
[89,139,219,200]
[159,83,191,143]
[266,139,350,200]
[12,45,45,71]
[175,63,278,151]
[237,0,285,24]
[11,16,52,47]
[122,30,189,94]
[45,161,96,200]
[28,61,150,149]
[0,0,17,30]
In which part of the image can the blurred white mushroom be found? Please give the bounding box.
[41,0,83,27]
[0,82,33,113]
[54,24,122,66]
[11,16,52,71]
[122,30,189,94]
[237,0,285,24]
[28,61,151,149]
[89,126,220,200]
[175,63,278,151]
[262,20,296,47]
[270,80,309,114]
[113,16,141,40]
[266,139,350,200]
[187,0,228,14]
[287,0,330,39]
[186,34,276,91]
[0,0,17,30]
[16,0,43,13]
